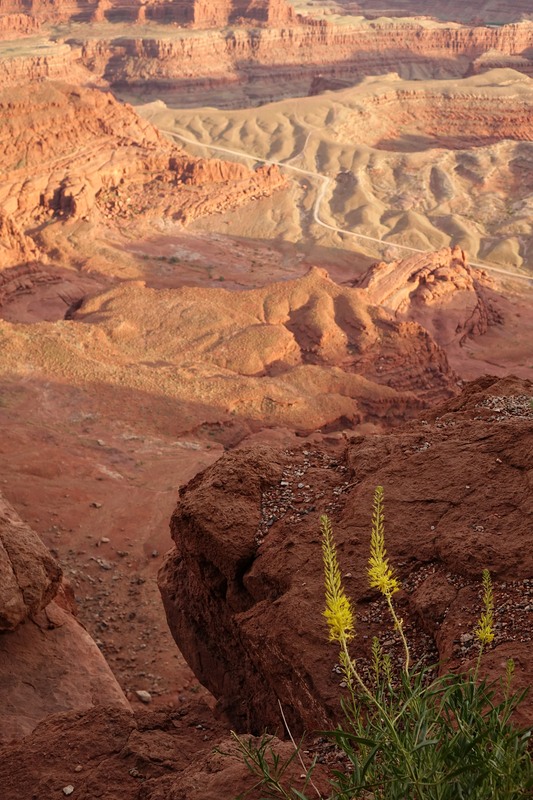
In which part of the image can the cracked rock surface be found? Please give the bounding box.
[159,375,533,734]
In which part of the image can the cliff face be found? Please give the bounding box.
[0,81,286,307]
[357,246,503,346]
[352,0,533,25]
[75,19,533,96]
[0,12,40,37]
[0,42,87,87]
[0,0,294,25]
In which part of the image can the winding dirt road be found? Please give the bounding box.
[163,128,532,285]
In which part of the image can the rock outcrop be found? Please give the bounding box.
[0,0,295,26]
[0,211,42,269]
[159,375,533,734]
[358,245,503,346]
[0,12,40,37]
[0,81,286,307]
[0,41,87,87]
[0,493,61,631]
[0,598,131,742]
[353,0,533,25]
[70,264,460,432]
[0,491,130,742]
[0,701,304,800]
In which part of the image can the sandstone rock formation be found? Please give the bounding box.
[0,701,304,800]
[0,81,285,306]
[0,211,42,269]
[357,245,503,346]
[0,81,285,224]
[0,599,131,742]
[0,12,40,37]
[0,492,61,631]
[0,491,130,742]
[352,0,533,25]
[68,264,459,431]
[75,18,533,101]
[159,375,533,734]
[0,0,295,26]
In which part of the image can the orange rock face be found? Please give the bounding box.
[357,246,503,346]
[0,12,40,37]
[68,264,460,431]
[0,493,61,631]
[353,0,533,24]
[0,0,294,25]
[75,18,533,96]
[0,81,286,305]
[0,82,285,224]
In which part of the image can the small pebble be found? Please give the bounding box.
[135,689,152,704]
[63,787,74,796]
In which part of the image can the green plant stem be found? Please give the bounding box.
[385,594,410,673]
[473,643,484,683]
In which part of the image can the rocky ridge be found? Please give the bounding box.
[0,0,295,26]
[349,0,533,25]
[0,81,286,308]
[0,247,510,440]
[0,82,285,227]
[357,245,503,346]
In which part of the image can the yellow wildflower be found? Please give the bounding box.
[368,486,400,598]
[475,569,495,646]
[321,514,355,643]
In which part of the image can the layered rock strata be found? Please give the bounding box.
[75,19,533,99]
[0,81,286,306]
[0,0,294,25]
[357,245,503,346]
[351,0,533,25]
[159,375,533,734]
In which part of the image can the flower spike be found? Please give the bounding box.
[368,486,400,599]
[321,514,355,644]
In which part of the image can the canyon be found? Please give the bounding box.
[0,0,532,797]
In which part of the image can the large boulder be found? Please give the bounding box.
[0,493,61,631]
[0,599,131,742]
[159,375,533,734]
[0,492,130,742]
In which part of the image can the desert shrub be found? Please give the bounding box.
[233,487,532,799]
